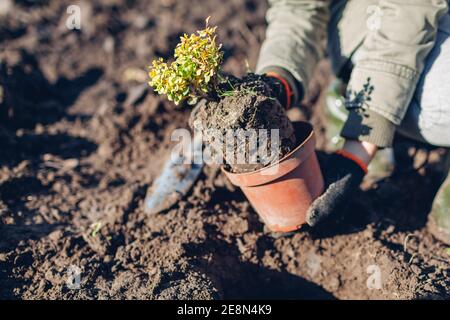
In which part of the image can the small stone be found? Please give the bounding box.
[103,36,115,54]
[35,123,45,134]
[385,225,395,234]
[39,205,49,215]
[50,208,61,220]
[423,283,435,292]
[410,264,422,275]
[133,15,149,29]
[328,276,341,291]
[124,84,148,106]
[98,143,113,158]
[47,171,55,182]
[48,230,63,243]
[62,158,79,170]
[122,67,148,83]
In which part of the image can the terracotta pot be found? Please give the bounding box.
[222,121,324,232]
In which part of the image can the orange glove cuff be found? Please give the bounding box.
[335,150,368,175]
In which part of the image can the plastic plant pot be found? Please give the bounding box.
[222,121,324,232]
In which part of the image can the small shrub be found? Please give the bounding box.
[148,17,223,105]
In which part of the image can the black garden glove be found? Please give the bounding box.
[262,74,290,108]
[306,151,367,227]
[260,67,302,109]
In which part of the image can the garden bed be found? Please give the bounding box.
[0,0,448,299]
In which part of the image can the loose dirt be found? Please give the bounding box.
[0,0,448,299]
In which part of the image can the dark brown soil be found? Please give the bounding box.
[0,0,449,300]
[190,74,296,173]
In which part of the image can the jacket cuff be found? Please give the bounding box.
[257,66,304,107]
[341,108,396,148]
[347,61,419,125]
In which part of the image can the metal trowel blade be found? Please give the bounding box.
[145,135,203,214]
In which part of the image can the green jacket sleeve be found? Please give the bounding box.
[256,0,330,105]
[341,0,449,147]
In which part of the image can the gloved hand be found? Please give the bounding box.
[306,150,368,227]
[262,73,292,109]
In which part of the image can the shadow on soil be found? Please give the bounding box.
[184,238,335,300]
[0,50,103,129]
[0,49,100,249]
[0,221,63,299]
[0,49,100,167]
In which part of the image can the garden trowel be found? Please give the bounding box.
[145,134,204,214]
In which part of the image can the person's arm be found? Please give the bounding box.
[341,0,449,148]
[307,1,449,228]
[257,0,330,108]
